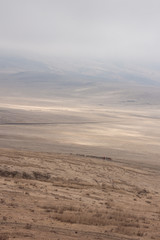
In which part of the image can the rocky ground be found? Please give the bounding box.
[0,148,160,240]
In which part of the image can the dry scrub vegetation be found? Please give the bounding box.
[0,148,160,239]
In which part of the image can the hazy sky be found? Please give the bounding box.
[0,0,160,63]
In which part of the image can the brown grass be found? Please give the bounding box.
[0,149,160,239]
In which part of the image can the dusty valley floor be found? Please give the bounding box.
[0,148,160,240]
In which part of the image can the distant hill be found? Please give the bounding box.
[0,54,160,106]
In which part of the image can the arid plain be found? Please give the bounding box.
[0,95,160,239]
[0,96,160,164]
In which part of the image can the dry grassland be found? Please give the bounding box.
[0,148,160,239]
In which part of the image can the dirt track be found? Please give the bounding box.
[0,148,160,240]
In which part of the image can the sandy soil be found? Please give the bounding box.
[0,148,160,240]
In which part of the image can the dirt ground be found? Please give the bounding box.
[0,148,160,240]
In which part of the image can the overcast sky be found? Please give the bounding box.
[0,0,160,64]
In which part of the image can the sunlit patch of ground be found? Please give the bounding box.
[0,100,160,164]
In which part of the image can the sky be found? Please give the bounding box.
[0,0,160,64]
